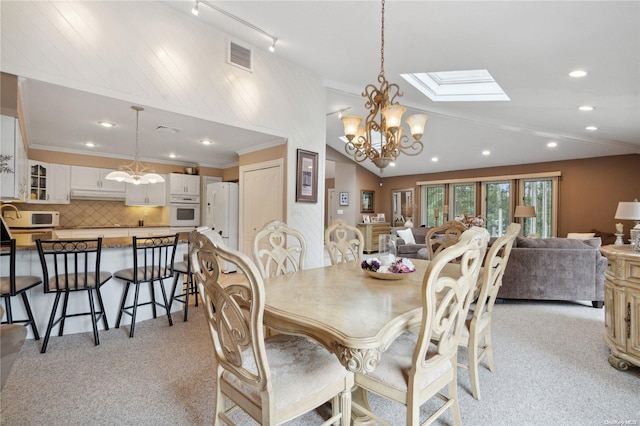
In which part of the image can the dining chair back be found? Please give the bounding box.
[253,220,306,278]
[114,234,178,338]
[460,222,520,400]
[324,219,364,265]
[189,230,354,426]
[168,228,228,322]
[425,220,469,260]
[36,238,112,353]
[1,239,42,340]
[352,226,489,426]
[0,305,27,390]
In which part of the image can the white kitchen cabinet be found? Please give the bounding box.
[125,175,167,206]
[1,115,28,201]
[168,173,200,197]
[70,166,126,193]
[28,161,70,204]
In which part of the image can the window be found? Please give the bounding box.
[520,177,558,238]
[420,185,445,227]
[451,183,475,218]
[482,180,512,237]
[418,172,560,237]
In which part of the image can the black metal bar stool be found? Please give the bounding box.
[1,239,42,340]
[169,254,199,322]
[114,234,178,338]
[36,238,112,353]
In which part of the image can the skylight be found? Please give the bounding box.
[400,69,510,102]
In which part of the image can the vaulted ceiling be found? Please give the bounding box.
[4,1,639,177]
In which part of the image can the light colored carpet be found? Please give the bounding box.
[1,300,638,425]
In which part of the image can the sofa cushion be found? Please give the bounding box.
[515,237,601,249]
[397,228,416,245]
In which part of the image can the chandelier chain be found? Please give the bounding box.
[380,0,385,76]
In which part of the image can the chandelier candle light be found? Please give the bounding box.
[342,0,427,172]
[105,106,165,185]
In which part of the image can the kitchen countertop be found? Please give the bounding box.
[8,231,191,250]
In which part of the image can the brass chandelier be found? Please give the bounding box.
[105,106,165,185]
[342,0,427,171]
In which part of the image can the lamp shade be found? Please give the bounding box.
[341,115,362,138]
[514,205,536,218]
[614,201,640,220]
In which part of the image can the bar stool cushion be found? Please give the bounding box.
[45,271,112,290]
[1,276,42,295]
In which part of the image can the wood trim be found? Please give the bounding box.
[417,171,562,186]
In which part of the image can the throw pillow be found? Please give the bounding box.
[397,228,416,245]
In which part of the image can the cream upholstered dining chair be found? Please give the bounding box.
[424,220,469,260]
[324,219,364,265]
[0,305,27,390]
[352,226,489,426]
[459,222,520,400]
[253,220,306,279]
[189,230,354,426]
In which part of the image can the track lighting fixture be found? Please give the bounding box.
[189,1,278,53]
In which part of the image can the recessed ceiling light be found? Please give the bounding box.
[585,126,598,131]
[547,142,558,148]
[431,157,438,162]
[578,105,594,111]
[482,150,490,156]
[84,142,96,147]
[97,121,115,128]
[200,139,213,145]
[569,70,589,78]
[168,153,178,159]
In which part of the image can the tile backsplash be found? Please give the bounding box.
[14,201,168,228]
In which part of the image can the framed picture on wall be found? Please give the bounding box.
[361,190,374,213]
[339,192,349,206]
[295,149,318,203]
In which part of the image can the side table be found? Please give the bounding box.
[599,244,640,370]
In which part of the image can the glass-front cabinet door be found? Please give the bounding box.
[29,160,48,202]
[28,161,70,204]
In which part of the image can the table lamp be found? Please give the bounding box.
[614,199,640,245]
[514,205,536,236]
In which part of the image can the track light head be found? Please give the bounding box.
[191,1,199,16]
[269,38,277,53]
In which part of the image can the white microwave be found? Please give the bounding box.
[2,210,60,228]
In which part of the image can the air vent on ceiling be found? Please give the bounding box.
[155,125,180,134]
[227,40,253,72]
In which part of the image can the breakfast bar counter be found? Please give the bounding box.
[5,232,191,340]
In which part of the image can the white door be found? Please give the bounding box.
[240,160,283,257]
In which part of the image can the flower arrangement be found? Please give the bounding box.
[361,257,416,274]
[454,213,486,227]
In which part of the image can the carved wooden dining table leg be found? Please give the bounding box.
[351,386,376,426]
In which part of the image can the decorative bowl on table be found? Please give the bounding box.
[361,257,415,280]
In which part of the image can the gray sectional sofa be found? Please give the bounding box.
[497,237,607,308]
[391,226,430,259]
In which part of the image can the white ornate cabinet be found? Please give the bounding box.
[600,244,640,370]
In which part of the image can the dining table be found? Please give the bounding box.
[262,258,464,374]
